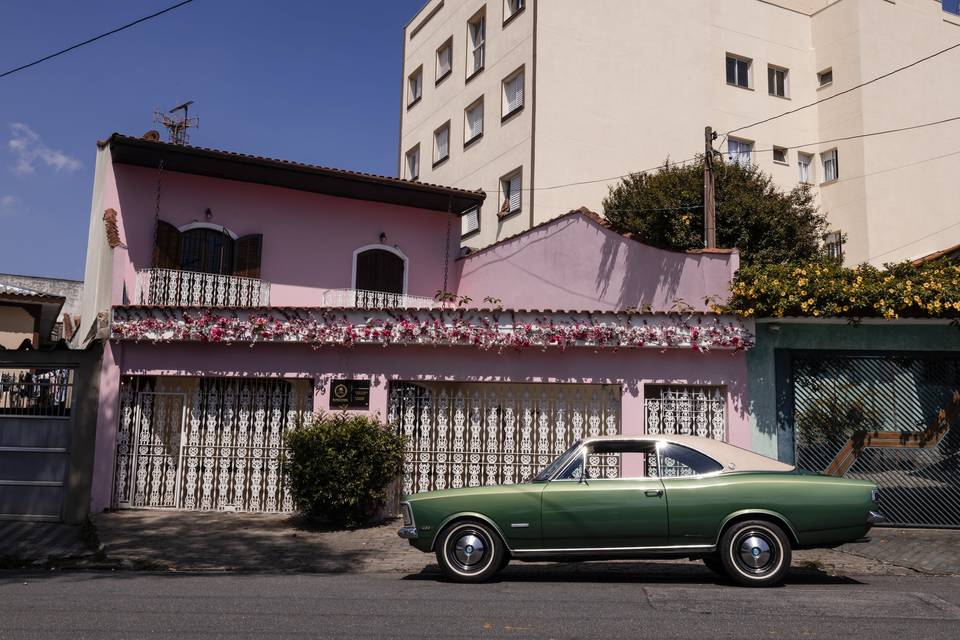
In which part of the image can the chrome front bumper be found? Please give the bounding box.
[398,526,418,539]
[867,510,886,524]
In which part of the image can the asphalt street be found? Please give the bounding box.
[1,568,959,639]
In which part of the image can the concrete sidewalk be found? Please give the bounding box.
[4,511,957,578]
[88,510,947,577]
[0,520,99,568]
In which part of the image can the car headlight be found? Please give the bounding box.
[401,502,413,527]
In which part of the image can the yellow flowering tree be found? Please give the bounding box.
[721,260,960,320]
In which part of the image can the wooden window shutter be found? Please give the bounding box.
[233,234,263,278]
[153,221,181,269]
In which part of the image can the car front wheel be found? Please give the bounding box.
[719,520,791,587]
[435,520,504,583]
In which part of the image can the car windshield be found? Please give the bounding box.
[531,441,582,482]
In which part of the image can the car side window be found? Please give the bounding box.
[554,451,584,480]
[653,444,723,478]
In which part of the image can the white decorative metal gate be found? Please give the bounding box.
[388,382,622,494]
[644,385,727,477]
[114,376,312,512]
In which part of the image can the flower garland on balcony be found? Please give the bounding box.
[111,310,753,352]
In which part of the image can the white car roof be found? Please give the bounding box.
[581,434,795,473]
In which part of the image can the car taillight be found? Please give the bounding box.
[871,489,879,503]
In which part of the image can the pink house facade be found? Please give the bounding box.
[78,134,754,514]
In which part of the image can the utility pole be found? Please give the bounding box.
[704,125,717,249]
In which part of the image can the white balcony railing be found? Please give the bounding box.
[136,269,271,307]
[321,288,438,309]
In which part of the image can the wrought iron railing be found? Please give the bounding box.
[321,288,438,309]
[136,269,271,307]
[0,367,74,417]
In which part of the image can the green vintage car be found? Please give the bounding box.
[398,435,883,587]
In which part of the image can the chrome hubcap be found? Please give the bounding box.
[453,533,486,567]
[736,532,775,573]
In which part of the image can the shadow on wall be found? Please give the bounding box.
[595,222,725,312]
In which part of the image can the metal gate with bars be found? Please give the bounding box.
[791,354,960,528]
[388,383,622,494]
[114,376,312,512]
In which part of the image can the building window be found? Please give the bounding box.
[462,207,480,237]
[768,65,788,98]
[433,122,450,166]
[727,138,753,167]
[725,54,751,89]
[153,221,262,279]
[824,231,844,261]
[436,39,453,83]
[407,66,423,107]
[504,0,525,24]
[945,0,959,16]
[405,145,420,180]
[822,148,839,182]
[502,68,525,118]
[773,146,788,164]
[499,169,522,216]
[798,152,813,184]
[354,247,405,295]
[818,67,833,87]
[644,385,726,444]
[465,98,484,145]
[467,9,486,78]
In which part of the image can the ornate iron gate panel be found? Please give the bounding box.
[644,385,727,477]
[792,354,960,528]
[388,383,621,494]
[114,376,312,512]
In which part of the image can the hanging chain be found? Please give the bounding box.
[442,195,453,294]
[150,156,166,268]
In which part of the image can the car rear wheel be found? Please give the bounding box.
[719,520,791,588]
[435,520,504,583]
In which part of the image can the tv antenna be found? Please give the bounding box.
[154,100,199,144]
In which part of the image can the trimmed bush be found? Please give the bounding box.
[284,413,405,527]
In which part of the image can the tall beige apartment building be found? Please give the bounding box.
[398,0,960,264]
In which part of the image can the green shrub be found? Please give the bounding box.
[284,413,405,527]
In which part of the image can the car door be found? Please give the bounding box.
[654,443,728,546]
[539,442,669,549]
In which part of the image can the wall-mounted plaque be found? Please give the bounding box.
[329,379,370,410]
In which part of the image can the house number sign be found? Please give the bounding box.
[330,379,370,410]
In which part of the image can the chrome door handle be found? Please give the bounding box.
[645,489,663,497]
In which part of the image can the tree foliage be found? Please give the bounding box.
[721,259,960,319]
[284,413,405,527]
[602,155,831,264]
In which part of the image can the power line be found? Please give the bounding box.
[481,156,701,193]
[869,218,960,262]
[0,0,196,80]
[723,40,960,136]
[741,114,960,155]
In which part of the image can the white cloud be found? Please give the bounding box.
[0,194,18,216]
[8,123,81,176]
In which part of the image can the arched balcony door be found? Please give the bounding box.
[354,248,405,294]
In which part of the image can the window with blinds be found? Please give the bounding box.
[436,39,453,82]
[462,207,480,237]
[468,11,485,77]
[500,170,522,216]
[405,146,420,180]
[502,69,524,117]
[465,99,484,144]
[433,123,450,165]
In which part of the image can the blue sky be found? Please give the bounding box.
[0,0,423,279]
